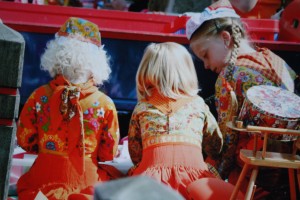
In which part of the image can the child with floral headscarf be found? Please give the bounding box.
[17,17,121,199]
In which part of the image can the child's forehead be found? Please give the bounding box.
[190,37,213,50]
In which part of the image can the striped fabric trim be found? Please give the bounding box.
[143,90,196,116]
[143,134,201,149]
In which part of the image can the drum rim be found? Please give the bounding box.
[245,85,300,121]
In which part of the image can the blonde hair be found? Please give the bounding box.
[190,17,247,67]
[40,36,111,85]
[136,42,199,100]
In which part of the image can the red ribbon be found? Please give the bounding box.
[0,87,17,95]
[0,119,13,126]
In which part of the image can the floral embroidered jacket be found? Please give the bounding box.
[214,48,296,178]
[17,75,120,165]
[128,92,223,166]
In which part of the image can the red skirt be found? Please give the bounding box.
[129,144,217,199]
[17,153,123,200]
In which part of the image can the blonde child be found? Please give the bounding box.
[127,42,224,198]
[186,0,297,194]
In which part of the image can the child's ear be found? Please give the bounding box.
[220,31,232,47]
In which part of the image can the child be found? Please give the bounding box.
[186,0,297,192]
[16,17,121,199]
[127,42,223,198]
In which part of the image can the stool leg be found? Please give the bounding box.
[250,185,257,200]
[245,167,259,200]
[297,169,300,191]
[230,164,249,200]
[288,169,296,200]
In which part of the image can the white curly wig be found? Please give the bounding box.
[40,35,111,85]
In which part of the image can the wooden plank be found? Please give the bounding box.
[0,21,24,200]
[0,91,20,119]
[0,123,16,200]
[247,125,300,135]
[0,23,25,88]
[240,149,300,169]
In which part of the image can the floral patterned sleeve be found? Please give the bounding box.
[17,91,39,154]
[202,104,223,160]
[98,99,120,161]
[128,107,143,165]
[215,66,275,178]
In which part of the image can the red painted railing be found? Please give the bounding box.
[0,1,300,51]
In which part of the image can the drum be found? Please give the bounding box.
[238,85,300,141]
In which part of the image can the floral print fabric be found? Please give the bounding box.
[213,48,297,179]
[16,75,120,199]
[57,17,102,47]
[128,95,223,165]
[128,94,223,198]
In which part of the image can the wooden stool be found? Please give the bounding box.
[227,122,300,200]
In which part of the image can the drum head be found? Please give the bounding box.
[246,85,300,120]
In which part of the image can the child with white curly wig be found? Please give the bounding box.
[17,17,122,200]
